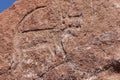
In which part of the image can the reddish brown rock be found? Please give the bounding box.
[0,0,120,80]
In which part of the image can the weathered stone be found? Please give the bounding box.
[0,0,120,80]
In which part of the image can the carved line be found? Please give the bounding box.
[17,6,46,25]
[22,27,54,33]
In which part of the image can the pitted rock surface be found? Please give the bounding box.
[0,0,120,80]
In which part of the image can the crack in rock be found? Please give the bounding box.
[37,59,70,78]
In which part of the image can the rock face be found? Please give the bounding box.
[0,0,120,80]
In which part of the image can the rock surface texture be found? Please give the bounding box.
[0,0,120,80]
